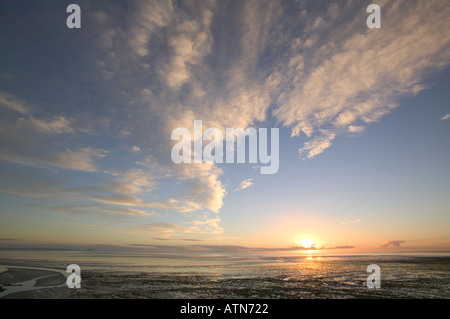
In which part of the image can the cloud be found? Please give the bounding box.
[381,240,406,248]
[85,194,182,211]
[328,218,362,227]
[50,148,108,172]
[192,215,224,235]
[128,0,174,56]
[17,116,74,135]
[107,168,157,194]
[133,223,197,234]
[348,125,366,134]
[131,145,141,153]
[0,92,74,136]
[180,238,207,242]
[0,168,172,220]
[51,204,151,217]
[299,131,336,159]
[0,170,74,200]
[0,91,32,115]
[440,114,450,120]
[0,92,101,171]
[164,7,215,89]
[274,0,450,158]
[149,237,172,241]
[149,238,206,242]
[233,178,254,192]
[0,146,107,172]
[174,163,226,214]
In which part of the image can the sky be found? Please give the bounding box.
[0,0,449,255]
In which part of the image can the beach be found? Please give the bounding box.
[1,250,449,299]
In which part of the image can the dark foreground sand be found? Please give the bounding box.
[0,266,71,299]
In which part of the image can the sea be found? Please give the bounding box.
[0,250,449,299]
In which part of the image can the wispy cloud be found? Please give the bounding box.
[381,240,406,248]
[0,92,103,172]
[51,204,152,217]
[274,0,450,157]
[328,218,362,227]
[17,116,74,135]
[149,238,206,242]
[50,148,108,172]
[299,131,335,159]
[133,223,197,234]
[0,91,32,115]
[0,91,74,136]
[180,238,207,242]
[233,178,254,192]
[0,147,108,172]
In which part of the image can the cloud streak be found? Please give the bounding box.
[233,178,254,192]
[381,240,406,248]
[328,218,362,227]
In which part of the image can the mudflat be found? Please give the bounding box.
[0,266,69,299]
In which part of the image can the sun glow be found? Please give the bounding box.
[300,239,315,249]
[296,237,322,254]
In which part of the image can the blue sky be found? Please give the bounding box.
[0,0,449,253]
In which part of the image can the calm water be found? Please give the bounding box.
[1,250,449,298]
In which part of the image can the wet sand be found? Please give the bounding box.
[1,255,449,299]
[0,266,70,299]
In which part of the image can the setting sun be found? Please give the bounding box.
[300,239,315,249]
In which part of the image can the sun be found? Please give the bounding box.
[300,238,315,249]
